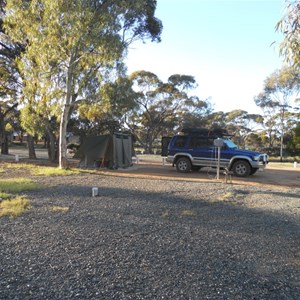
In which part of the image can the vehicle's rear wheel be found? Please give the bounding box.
[232,160,251,177]
[176,157,191,173]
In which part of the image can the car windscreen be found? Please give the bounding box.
[223,139,238,149]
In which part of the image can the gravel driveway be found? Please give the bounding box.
[1,173,299,299]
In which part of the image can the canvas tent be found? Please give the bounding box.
[75,133,133,169]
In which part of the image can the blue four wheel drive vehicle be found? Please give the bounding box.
[162,128,269,177]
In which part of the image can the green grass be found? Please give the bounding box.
[0,196,31,217]
[0,178,40,193]
[0,177,39,218]
[32,166,80,176]
[0,192,13,200]
[1,163,80,176]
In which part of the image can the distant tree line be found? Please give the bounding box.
[0,0,300,166]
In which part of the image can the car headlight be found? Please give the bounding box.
[253,155,260,161]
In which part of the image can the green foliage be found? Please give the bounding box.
[294,122,300,148]
[225,110,264,147]
[4,0,162,168]
[0,192,12,200]
[254,66,300,159]
[277,1,300,67]
[1,162,80,176]
[126,71,211,152]
[76,76,138,134]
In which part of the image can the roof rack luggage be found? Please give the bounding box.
[180,127,233,137]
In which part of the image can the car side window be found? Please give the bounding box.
[174,136,187,148]
[189,137,213,148]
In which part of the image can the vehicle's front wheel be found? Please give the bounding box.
[232,160,251,177]
[176,157,191,173]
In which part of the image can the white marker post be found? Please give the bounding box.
[214,138,224,180]
[92,187,98,197]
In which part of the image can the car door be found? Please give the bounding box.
[161,136,172,156]
[188,137,216,166]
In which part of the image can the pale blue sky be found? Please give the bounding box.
[126,0,286,114]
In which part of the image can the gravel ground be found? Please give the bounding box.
[0,173,300,300]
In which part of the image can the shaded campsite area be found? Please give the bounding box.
[0,160,299,299]
[1,144,300,299]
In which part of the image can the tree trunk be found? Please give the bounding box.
[0,117,9,154]
[1,135,9,155]
[279,106,285,162]
[59,102,71,168]
[27,135,36,159]
[59,53,76,169]
[47,131,57,162]
[280,132,284,162]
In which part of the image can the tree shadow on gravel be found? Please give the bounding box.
[26,183,300,239]
[2,182,299,300]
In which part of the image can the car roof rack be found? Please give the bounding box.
[180,127,233,137]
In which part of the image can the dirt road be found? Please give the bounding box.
[1,148,300,188]
[103,161,300,189]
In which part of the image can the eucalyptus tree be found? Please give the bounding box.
[206,111,227,129]
[294,122,300,151]
[275,1,300,157]
[254,67,300,160]
[225,110,264,148]
[0,101,17,153]
[4,0,162,168]
[77,74,138,135]
[177,96,212,129]
[277,0,300,68]
[125,71,202,153]
[0,0,24,154]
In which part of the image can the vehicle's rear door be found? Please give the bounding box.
[161,137,172,156]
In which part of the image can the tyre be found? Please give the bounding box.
[176,157,191,173]
[250,168,259,175]
[232,160,251,177]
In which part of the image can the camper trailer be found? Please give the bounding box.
[75,133,133,169]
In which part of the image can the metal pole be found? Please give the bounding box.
[217,146,221,180]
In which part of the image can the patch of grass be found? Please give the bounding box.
[32,166,80,176]
[0,162,29,169]
[0,192,13,200]
[0,167,5,173]
[0,178,40,193]
[181,210,197,216]
[49,206,69,212]
[1,163,80,176]
[218,192,235,201]
[161,211,169,218]
[0,196,31,217]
